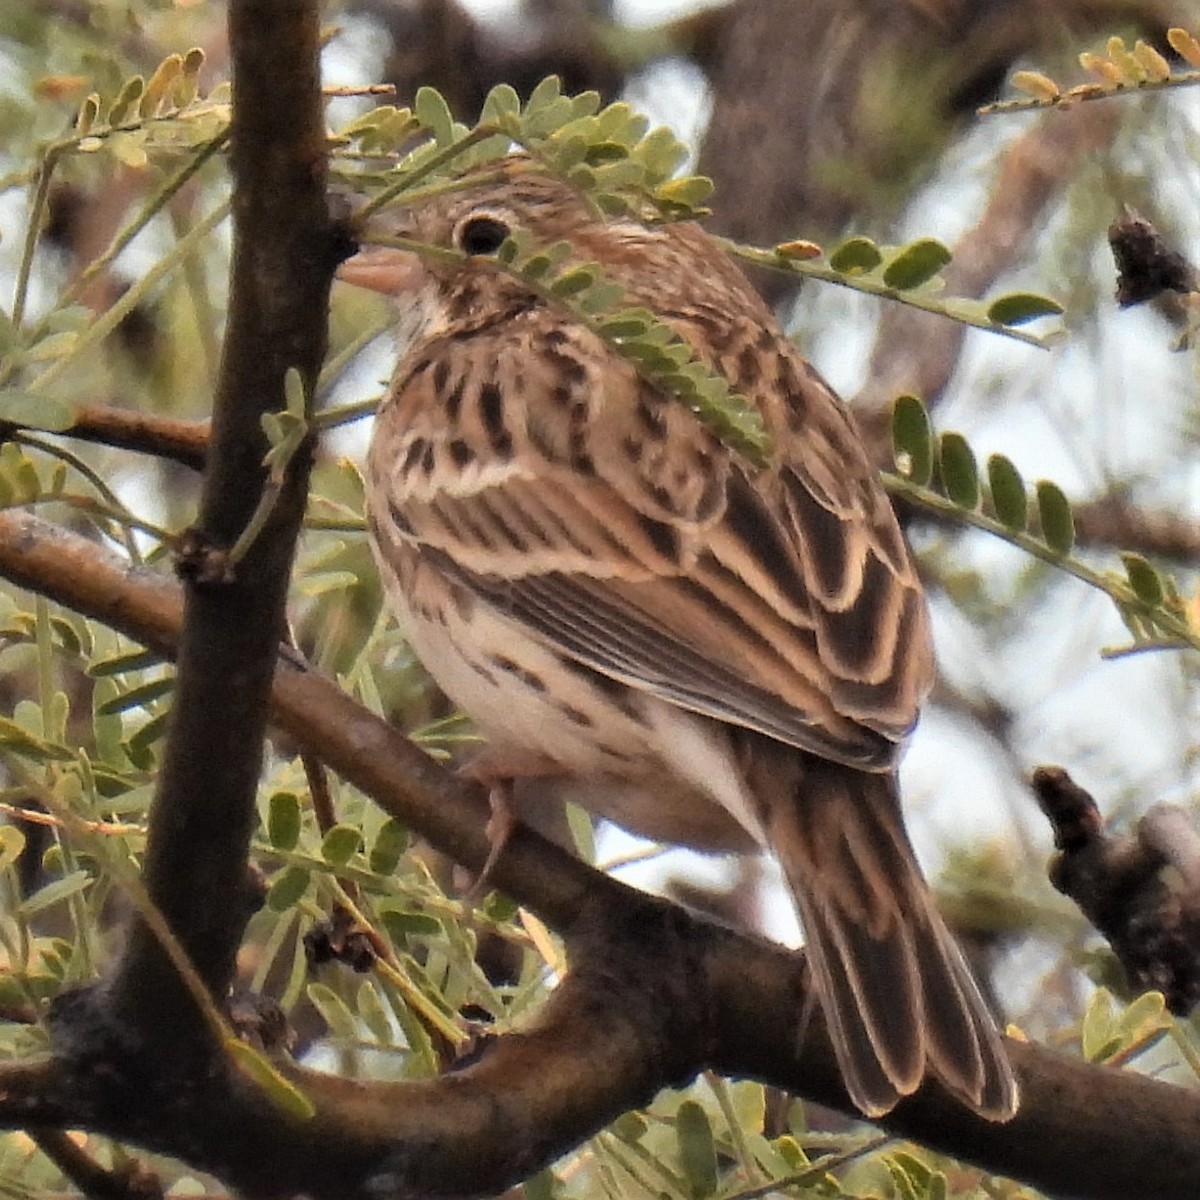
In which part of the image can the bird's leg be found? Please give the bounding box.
[460,746,560,900]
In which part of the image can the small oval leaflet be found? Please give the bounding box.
[675,1100,718,1199]
[413,86,454,147]
[938,431,980,510]
[986,453,1028,530]
[891,394,933,486]
[1035,479,1075,555]
[321,824,364,866]
[381,909,442,939]
[829,235,883,274]
[267,866,310,912]
[369,818,409,875]
[882,238,951,290]
[267,791,301,851]
[1120,552,1164,606]
[987,292,1064,326]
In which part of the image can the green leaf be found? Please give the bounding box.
[986,453,1028,530]
[483,891,518,922]
[140,53,183,117]
[611,1112,648,1143]
[938,432,980,510]
[1036,479,1075,554]
[357,979,394,1045]
[829,236,882,274]
[0,392,75,432]
[96,676,174,715]
[266,866,310,912]
[633,124,688,177]
[655,175,714,210]
[883,238,951,289]
[225,1039,315,1120]
[0,825,27,873]
[321,824,363,866]
[1116,989,1171,1046]
[987,291,1064,326]
[106,74,145,125]
[369,818,409,875]
[267,791,301,851]
[1121,553,1164,606]
[381,909,442,940]
[1081,987,1119,1061]
[480,83,521,122]
[675,1100,718,1198]
[20,870,91,917]
[598,312,652,339]
[308,982,359,1040]
[0,716,74,761]
[89,646,157,678]
[549,266,598,297]
[414,86,454,146]
[525,75,563,114]
[891,394,933,485]
[522,1170,559,1200]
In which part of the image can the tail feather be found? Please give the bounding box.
[753,747,1019,1120]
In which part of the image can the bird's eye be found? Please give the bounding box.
[455,214,511,256]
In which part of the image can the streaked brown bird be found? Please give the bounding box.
[340,158,1018,1120]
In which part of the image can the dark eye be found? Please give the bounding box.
[456,215,510,256]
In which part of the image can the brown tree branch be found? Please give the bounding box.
[29,1129,162,1200]
[4,510,1200,1199]
[1033,766,1200,1015]
[104,0,334,1058]
[53,405,209,471]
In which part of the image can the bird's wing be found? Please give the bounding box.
[367,315,933,770]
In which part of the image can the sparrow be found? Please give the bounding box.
[339,156,1019,1120]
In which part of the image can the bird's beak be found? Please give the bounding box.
[336,244,421,297]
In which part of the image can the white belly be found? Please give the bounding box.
[388,561,765,853]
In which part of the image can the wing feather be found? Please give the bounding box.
[366,306,933,770]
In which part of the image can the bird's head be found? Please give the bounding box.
[337,156,753,343]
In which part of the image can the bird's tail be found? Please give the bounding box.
[755,750,1018,1120]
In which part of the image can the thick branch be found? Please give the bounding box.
[107,0,334,1051]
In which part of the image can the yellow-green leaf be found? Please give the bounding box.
[321,824,363,865]
[0,392,75,433]
[225,1039,315,1120]
[829,235,882,274]
[1011,70,1061,101]
[414,86,454,146]
[655,175,714,210]
[883,238,951,289]
[0,825,27,873]
[1081,987,1119,1061]
[369,818,409,875]
[267,866,310,912]
[267,791,301,851]
[676,1100,717,1198]
[987,291,1064,326]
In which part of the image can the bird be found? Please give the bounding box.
[338,155,1019,1121]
